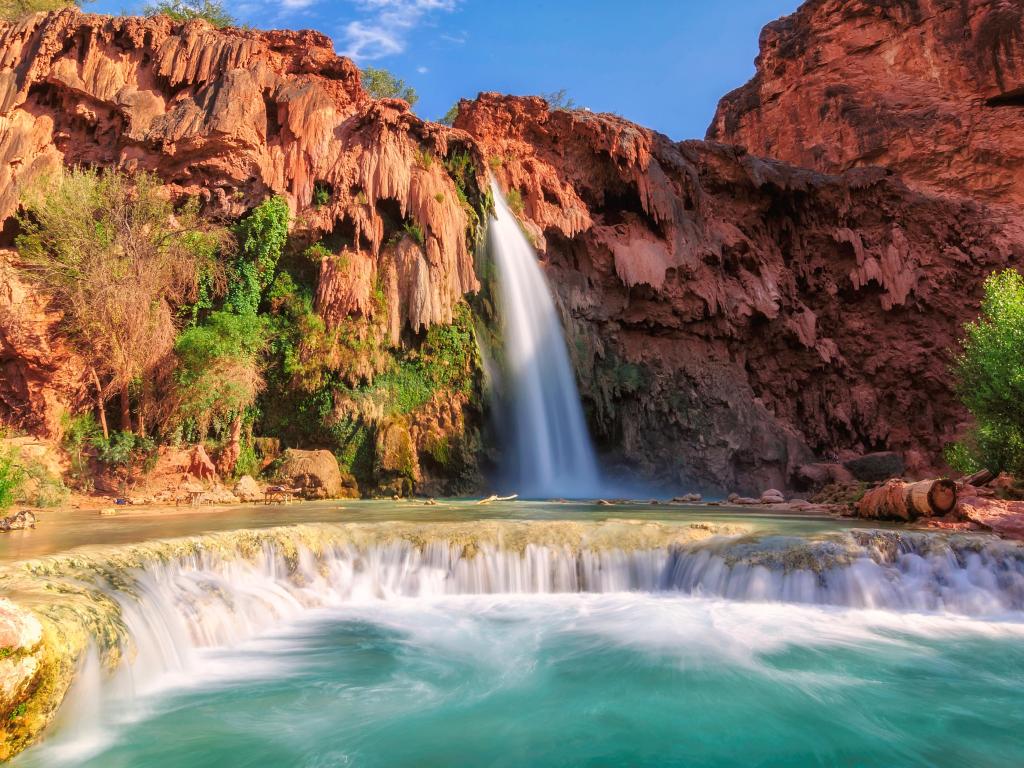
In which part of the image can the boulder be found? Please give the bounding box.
[672,493,703,503]
[233,475,263,503]
[277,449,344,499]
[843,452,905,483]
[794,463,854,490]
[374,418,418,497]
[760,489,785,504]
[187,445,217,481]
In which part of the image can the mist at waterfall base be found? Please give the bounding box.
[16,528,1024,767]
[486,182,608,499]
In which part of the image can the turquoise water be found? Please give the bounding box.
[22,593,1024,767]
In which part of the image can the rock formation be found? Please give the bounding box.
[457,94,1023,492]
[0,6,1021,494]
[708,0,1024,209]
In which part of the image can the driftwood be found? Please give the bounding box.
[962,469,995,487]
[856,479,958,521]
[475,494,519,505]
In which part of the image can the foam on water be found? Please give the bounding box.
[11,523,1024,765]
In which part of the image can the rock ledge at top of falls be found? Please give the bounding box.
[707,0,1024,209]
[456,92,1024,493]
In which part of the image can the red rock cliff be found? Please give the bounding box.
[0,10,487,437]
[708,0,1024,209]
[459,94,1024,492]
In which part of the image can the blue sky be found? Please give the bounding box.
[89,0,802,139]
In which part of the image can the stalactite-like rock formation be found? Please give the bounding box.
[0,9,487,437]
[458,94,1024,492]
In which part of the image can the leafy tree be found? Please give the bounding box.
[439,102,460,127]
[0,449,23,512]
[143,0,234,27]
[361,67,418,107]
[17,168,226,437]
[948,269,1024,475]
[173,311,267,440]
[227,196,290,315]
[0,0,85,21]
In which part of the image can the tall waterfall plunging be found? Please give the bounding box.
[488,182,602,498]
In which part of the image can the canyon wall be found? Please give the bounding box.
[708,0,1024,209]
[1,6,1021,494]
[458,94,1023,492]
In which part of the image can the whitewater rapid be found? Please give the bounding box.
[8,520,1024,765]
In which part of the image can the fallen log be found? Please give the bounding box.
[475,494,519,505]
[856,478,958,521]
[962,469,995,488]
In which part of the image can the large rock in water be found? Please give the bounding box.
[708,0,1024,209]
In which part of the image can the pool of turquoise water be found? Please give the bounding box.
[19,593,1024,768]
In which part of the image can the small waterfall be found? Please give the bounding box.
[10,522,1024,763]
[488,181,601,498]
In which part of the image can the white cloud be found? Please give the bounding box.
[416,65,429,74]
[340,0,458,60]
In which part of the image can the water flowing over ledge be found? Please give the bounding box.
[3,520,1024,759]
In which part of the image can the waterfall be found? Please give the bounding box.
[10,521,1024,763]
[488,181,602,498]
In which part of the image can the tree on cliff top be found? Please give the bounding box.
[948,268,1024,476]
[17,168,227,437]
[143,0,234,27]
[0,0,87,20]
[361,67,419,107]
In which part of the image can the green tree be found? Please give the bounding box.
[17,168,225,437]
[361,67,418,107]
[0,0,85,21]
[143,0,234,27]
[173,311,267,439]
[949,269,1024,475]
[0,449,23,512]
[439,102,460,127]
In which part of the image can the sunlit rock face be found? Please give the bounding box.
[708,0,1024,209]
[0,10,488,455]
[457,93,1024,493]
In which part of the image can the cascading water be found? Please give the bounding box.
[12,522,1024,766]
[488,181,602,498]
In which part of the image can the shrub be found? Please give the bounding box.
[62,412,101,489]
[361,67,418,107]
[439,103,460,127]
[174,311,267,437]
[506,188,525,216]
[0,450,23,512]
[951,269,1024,475]
[143,0,234,27]
[0,0,82,20]
[541,89,577,112]
[312,182,332,208]
[403,221,425,245]
[227,196,290,316]
[91,431,158,491]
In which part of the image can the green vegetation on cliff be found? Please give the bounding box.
[143,0,235,27]
[948,268,1024,475]
[361,67,418,107]
[0,0,83,20]
[17,168,226,439]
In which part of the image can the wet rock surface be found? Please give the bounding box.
[457,93,1024,494]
